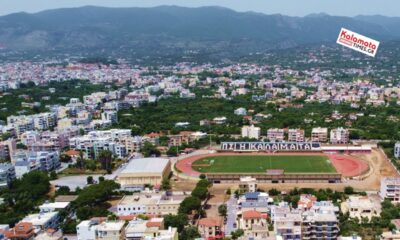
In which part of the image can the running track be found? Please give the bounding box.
[175,152,369,178]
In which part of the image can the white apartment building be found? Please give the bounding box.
[125,218,178,240]
[96,221,125,240]
[21,212,59,231]
[330,127,349,144]
[69,129,130,159]
[241,125,261,139]
[311,127,328,142]
[101,111,118,124]
[20,131,40,146]
[234,107,247,116]
[267,128,285,142]
[343,196,380,221]
[380,177,400,203]
[117,192,185,216]
[288,129,305,142]
[77,220,98,240]
[395,142,400,158]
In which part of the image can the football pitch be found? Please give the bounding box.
[192,155,336,173]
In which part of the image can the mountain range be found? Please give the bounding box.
[1,6,400,56]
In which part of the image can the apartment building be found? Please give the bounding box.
[288,129,305,142]
[343,196,380,221]
[125,218,178,240]
[395,142,400,158]
[267,128,285,142]
[21,212,59,231]
[330,127,349,144]
[380,177,400,203]
[117,192,185,216]
[311,127,328,142]
[241,125,261,140]
[0,163,16,188]
[0,139,16,161]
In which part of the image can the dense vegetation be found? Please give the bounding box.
[0,79,115,121]
[116,95,400,141]
[0,171,50,225]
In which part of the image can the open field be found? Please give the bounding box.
[192,155,336,173]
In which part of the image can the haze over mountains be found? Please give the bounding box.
[1,5,400,55]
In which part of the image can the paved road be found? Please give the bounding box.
[225,196,237,236]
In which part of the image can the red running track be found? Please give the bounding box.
[175,152,369,178]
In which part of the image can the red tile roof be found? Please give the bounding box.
[242,210,262,219]
[199,218,220,227]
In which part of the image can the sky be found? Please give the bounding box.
[1,0,400,17]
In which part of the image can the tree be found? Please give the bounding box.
[166,146,178,157]
[191,186,208,200]
[161,178,171,191]
[180,226,201,240]
[218,204,227,217]
[98,150,113,171]
[87,176,94,184]
[55,186,71,196]
[49,171,57,180]
[199,174,206,180]
[178,196,201,214]
[60,154,72,163]
[268,188,280,196]
[141,142,161,157]
[164,214,188,232]
[231,229,244,239]
[344,186,354,195]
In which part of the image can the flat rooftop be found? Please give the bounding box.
[120,157,170,174]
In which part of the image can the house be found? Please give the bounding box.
[2,222,35,240]
[198,218,224,240]
[125,218,178,240]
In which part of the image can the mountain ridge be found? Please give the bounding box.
[0,5,399,55]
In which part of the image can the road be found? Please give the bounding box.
[225,195,237,236]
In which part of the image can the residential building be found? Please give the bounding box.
[238,192,273,213]
[117,192,185,216]
[238,176,257,193]
[2,222,35,240]
[342,196,380,221]
[288,129,305,142]
[330,128,349,144]
[380,177,400,203]
[96,221,126,240]
[0,139,16,161]
[234,108,247,116]
[125,218,178,240]
[21,212,59,231]
[198,218,223,240]
[39,202,70,213]
[241,125,261,140]
[267,128,285,142]
[311,127,328,142]
[101,111,118,124]
[237,210,269,239]
[77,220,98,240]
[213,117,227,125]
[0,163,16,188]
[395,142,400,158]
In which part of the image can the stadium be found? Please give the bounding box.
[175,142,371,183]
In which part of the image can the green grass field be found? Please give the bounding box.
[192,155,336,173]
